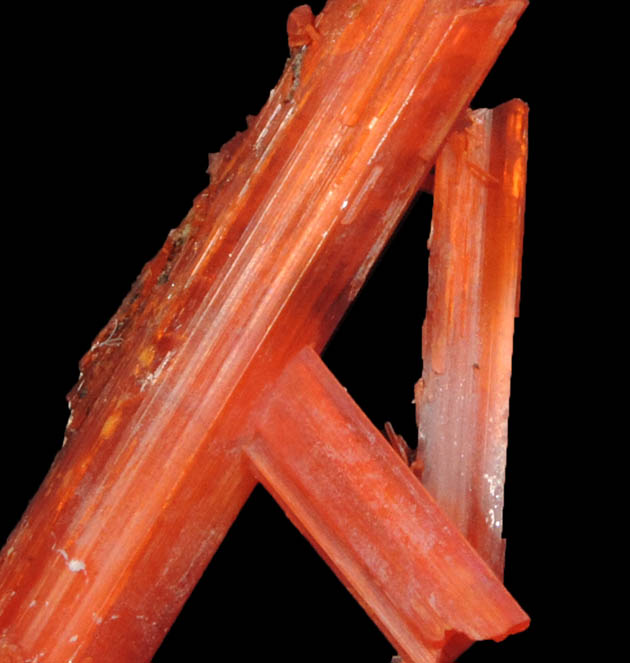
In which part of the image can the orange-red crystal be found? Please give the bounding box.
[0,2,529,662]
[416,100,528,579]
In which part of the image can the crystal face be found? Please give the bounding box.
[416,101,528,579]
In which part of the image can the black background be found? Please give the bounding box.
[3,2,585,661]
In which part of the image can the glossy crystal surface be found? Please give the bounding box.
[250,348,529,663]
[0,2,528,661]
[415,100,528,577]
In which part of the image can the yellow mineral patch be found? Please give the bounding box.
[101,411,122,440]
[138,345,156,368]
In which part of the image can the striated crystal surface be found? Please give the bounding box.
[415,100,529,578]
[0,2,528,661]
[249,347,529,663]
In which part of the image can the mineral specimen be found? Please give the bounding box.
[0,2,528,661]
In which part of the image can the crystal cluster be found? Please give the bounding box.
[0,2,529,661]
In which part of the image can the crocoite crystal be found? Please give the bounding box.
[250,347,528,663]
[0,2,529,662]
[415,100,528,579]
